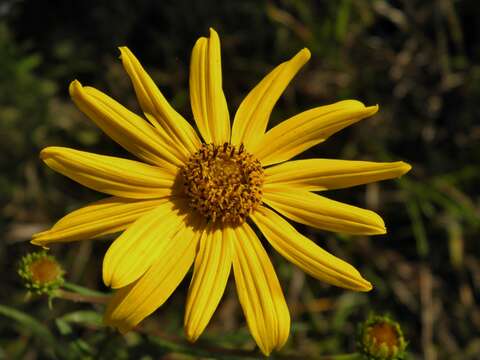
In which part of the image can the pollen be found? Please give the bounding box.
[181,142,264,225]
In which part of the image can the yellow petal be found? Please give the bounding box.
[31,197,168,246]
[265,159,411,191]
[119,47,201,157]
[232,223,290,356]
[189,28,230,144]
[102,200,187,288]
[40,147,176,199]
[69,80,181,171]
[184,224,233,342]
[231,48,310,151]
[251,206,372,291]
[263,187,386,235]
[254,100,379,166]
[104,217,203,332]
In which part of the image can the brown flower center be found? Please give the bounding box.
[181,143,264,225]
[368,323,399,349]
[30,258,62,284]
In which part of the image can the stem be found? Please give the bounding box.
[52,286,359,359]
[63,281,110,297]
[318,354,362,360]
[141,327,311,359]
[48,289,363,360]
[56,289,110,304]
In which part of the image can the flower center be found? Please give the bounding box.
[181,143,264,225]
[367,323,399,349]
[30,258,62,284]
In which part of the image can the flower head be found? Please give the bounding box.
[357,314,407,360]
[18,251,64,296]
[32,28,410,355]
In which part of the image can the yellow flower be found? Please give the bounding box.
[32,28,410,355]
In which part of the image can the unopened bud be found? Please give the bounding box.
[357,314,407,360]
[18,251,64,296]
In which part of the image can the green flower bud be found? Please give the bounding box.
[357,314,407,360]
[18,251,64,296]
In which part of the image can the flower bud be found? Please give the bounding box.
[18,251,64,296]
[357,314,407,360]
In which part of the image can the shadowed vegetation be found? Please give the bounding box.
[1,1,479,359]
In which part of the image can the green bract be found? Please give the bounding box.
[357,314,407,360]
[18,251,64,296]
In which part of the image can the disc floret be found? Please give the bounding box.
[182,143,264,225]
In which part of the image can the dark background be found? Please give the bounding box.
[1,0,479,359]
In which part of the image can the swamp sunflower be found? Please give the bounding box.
[32,28,410,355]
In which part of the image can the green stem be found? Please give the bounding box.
[318,354,361,360]
[56,289,110,304]
[63,281,110,297]
[144,329,312,359]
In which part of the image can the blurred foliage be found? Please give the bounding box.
[1,0,480,359]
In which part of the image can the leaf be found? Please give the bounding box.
[55,318,73,335]
[55,310,104,336]
[59,310,103,327]
[0,304,56,346]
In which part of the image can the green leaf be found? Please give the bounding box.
[0,304,56,346]
[55,318,73,335]
[55,310,104,336]
[58,310,103,328]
